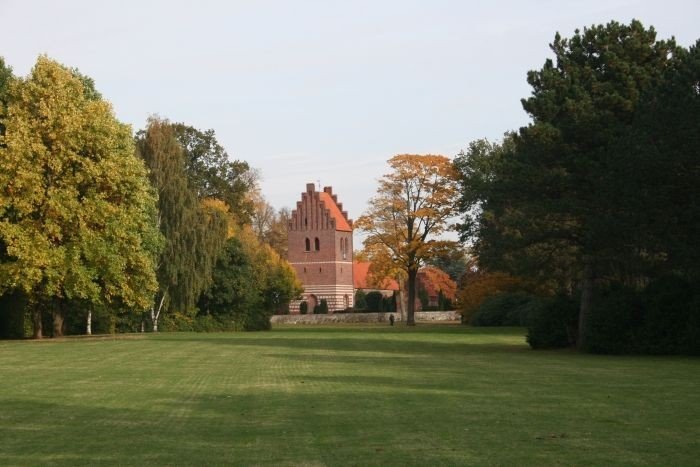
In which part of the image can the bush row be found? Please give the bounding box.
[469,275,699,355]
[583,276,700,355]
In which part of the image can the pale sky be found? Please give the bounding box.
[2,1,698,233]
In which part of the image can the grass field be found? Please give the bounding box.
[0,324,698,466]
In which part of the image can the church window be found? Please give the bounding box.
[305,238,310,251]
[314,237,320,251]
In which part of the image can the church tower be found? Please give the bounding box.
[288,183,354,313]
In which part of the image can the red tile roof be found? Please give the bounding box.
[353,261,400,291]
[319,191,352,232]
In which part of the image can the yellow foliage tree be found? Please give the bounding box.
[356,154,459,325]
[0,57,162,337]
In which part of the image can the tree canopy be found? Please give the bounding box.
[0,56,162,337]
[136,118,228,331]
[356,154,459,325]
[198,226,302,330]
[455,20,698,349]
[172,123,256,224]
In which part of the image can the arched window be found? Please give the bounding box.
[305,238,310,251]
[314,237,320,251]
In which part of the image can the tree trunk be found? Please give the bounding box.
[86,310,92,335]
[578,257,595,350]
[407,268,418,326]
[32,309,43,339]
[53,306,65,338]
[151,308,159,332]
[397,288,407,322]
[151,294,166,332]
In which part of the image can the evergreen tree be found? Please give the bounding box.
[456,21,685,348]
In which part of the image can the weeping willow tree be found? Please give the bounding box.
[136,118,228,331]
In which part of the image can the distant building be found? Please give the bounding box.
[286,183,456,314]
[353,261,399,297]
[287,183,354,313]
[353,262,456,310]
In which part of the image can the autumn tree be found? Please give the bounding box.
[250,190,290,259]
[0,56,162,337]
[356,155,459,325]
[0,57,12,139]
[419,266,457,305]
[357,241,407,318]
[136,118,228,331]
[265,207,291,259]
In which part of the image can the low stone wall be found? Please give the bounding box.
[414,310,461,321]
[271,310,460,324]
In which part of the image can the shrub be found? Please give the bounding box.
[685,295,700,355]
[0,291,28,339]
[192,315,230,332]
[458,272,524,324]
[243,308,272,331]
[583,284,642,354]
[354,290,367,310]
[299,301,308,315]
[526,294,577,349]
[438,290,452,311]
[470,292,535,326]
[365,292,384,311]
[418,288,429,309]
[314,299,328,314]
[580,276,700,355]
[639,275,697,354]
[381,294,397,313]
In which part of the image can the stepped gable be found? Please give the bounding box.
[287,182,354,313]
[289,183,352,232]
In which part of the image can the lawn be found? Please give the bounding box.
[0,324,698,466]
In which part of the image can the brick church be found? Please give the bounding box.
[288,183,354,313]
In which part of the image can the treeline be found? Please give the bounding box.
[455,20,700,354]
[0,56,301,338]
